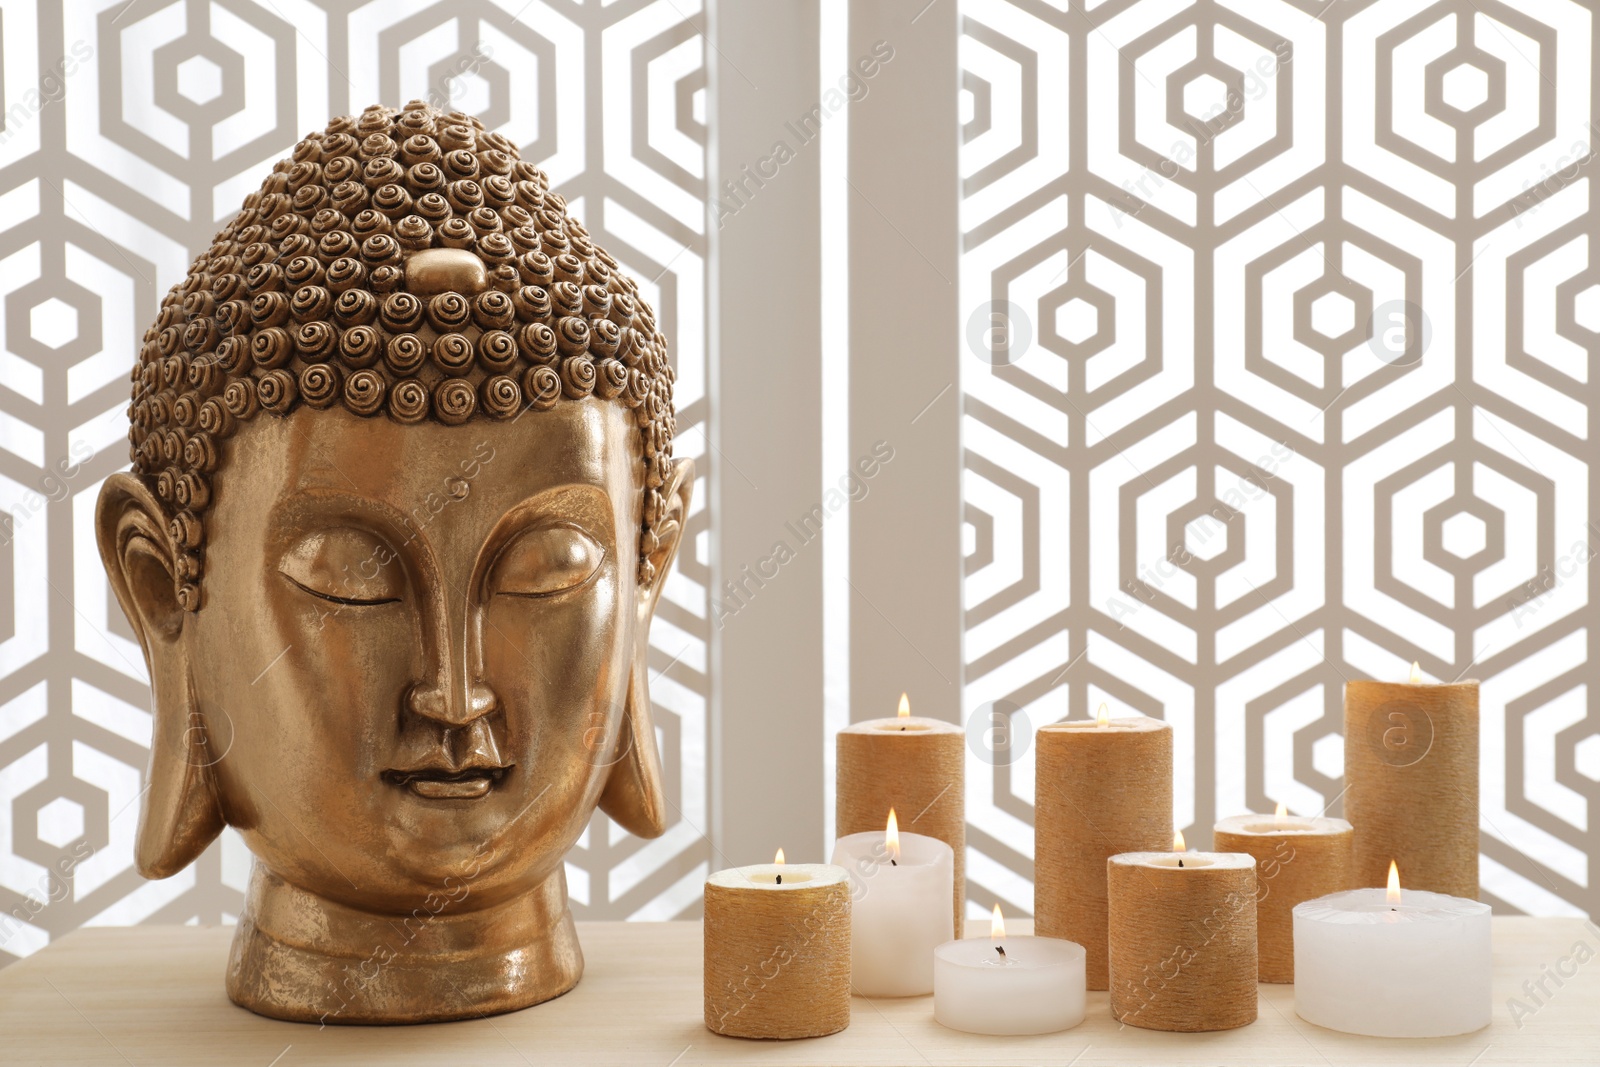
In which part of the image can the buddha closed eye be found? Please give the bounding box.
[95,101,694,1024]
[277,520,605,604]
[491,524,606,597]
[278,527,406,604]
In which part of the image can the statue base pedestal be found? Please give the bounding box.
[226,865,582,1024]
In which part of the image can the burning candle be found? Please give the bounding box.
[703,850,852,1039]
[1107,833,1258,1032]
[933,905,1086,1035]
[1214,803,1353,982]
[1345,662,1479,898]
[836,693,965,935]
[1294,861,1491,1037]
[1035,706,1173,989]
[831,809,955,996]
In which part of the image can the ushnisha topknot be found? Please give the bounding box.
[127,101,677,612]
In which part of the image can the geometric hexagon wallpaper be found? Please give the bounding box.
[958,0,1596,922]
[0,0,709,964]
[3,0,1596,974]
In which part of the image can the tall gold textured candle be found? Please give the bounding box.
[836,694,965,936]
[1344,665,1478,899]
[1213,807,1352,983]
[1034,709,1172,990]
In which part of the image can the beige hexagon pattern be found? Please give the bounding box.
[958,0,1597,921]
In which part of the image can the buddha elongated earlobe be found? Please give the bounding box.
[599,654,667,837]
[96,473,225,877]
[599,458,694,838]
[137,675,226,877]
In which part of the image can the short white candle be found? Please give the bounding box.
[830,811,954,997]
[1294,863,1491,1037]
[933,905,1085,1035]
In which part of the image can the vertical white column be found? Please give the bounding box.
[709,0,827,865]
[819,0,851,855]
[846,5,963,728]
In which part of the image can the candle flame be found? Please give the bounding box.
[1386,860,1402,904]
[1173,829,1186,853]
[898,692,910,718]
[991,903,1006,940]
[1409,661,1423,684]
[1097,702,1110,728]
[774,848,785,866]
[885,808,900,862]
[1275,801,1288,828]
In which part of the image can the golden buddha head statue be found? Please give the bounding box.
[94,102,692,1023]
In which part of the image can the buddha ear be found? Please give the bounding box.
[95,473,225,878]
[599,458,694,838]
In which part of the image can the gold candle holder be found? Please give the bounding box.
[1034,713,1172,989]
[1344,672,1479,899]
[1107,850,1257,1032]
[703,861,851,1040]
[836,696,964,936]
[1213,810,1352,983]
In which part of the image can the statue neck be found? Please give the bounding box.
[227,863,582,1024]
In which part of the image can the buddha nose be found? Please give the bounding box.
[406,681,498,727]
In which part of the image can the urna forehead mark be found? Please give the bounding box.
[406,248,488,296]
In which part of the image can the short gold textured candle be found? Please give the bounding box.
[1213,806,1352,983]
[1344,665,1479,899]
[1107,844,1257,1032]
[1034,708,1172,990]
[703,857,851,1039]
[836,694,965,935]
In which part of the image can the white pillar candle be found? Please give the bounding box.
[933,906,1085,1035]
[830,813,954,997]
[1293,865,1491,1038]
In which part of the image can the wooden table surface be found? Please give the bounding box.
[0,918,1593,1066]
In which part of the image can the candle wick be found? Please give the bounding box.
[890,859,897,866]
[776,874,781,885]
[1177,859,1184,868]
[995,945,1006,959]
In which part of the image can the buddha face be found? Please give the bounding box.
[99,399,691,916]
